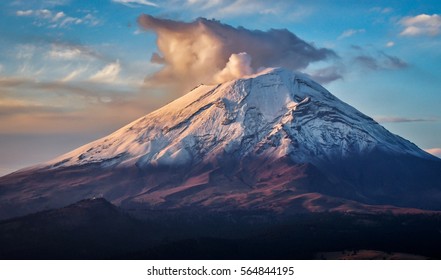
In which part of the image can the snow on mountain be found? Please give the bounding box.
[46,68,432,170]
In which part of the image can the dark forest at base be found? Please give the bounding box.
[0,198,440,260]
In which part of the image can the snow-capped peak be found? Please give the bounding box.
[46,68,433,170]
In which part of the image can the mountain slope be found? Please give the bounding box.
[0,68,440,220]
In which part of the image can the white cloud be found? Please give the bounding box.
[338,29,365,39]
[400,14,441,37]
[52,11,65,21]
[215,0,279,18]
[47,43,102,61]
[16,9,53,19]
[49,46,83,60]
[58,16,83,27]
[61,67,88,82]
[36,9,52,19]
[89,61,121,83]
[16,10,33,16]
[214,52,254,83]
[158,0,307,21]
[425,148,441,158]
[386,41,395,47]
[15,9,99,28]
[186,0,223,9]
[185,0,293,19]
[112,0,158,7]
[133,28,143,35]
[83,14,100,26]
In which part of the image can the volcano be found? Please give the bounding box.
[1,68,440,220]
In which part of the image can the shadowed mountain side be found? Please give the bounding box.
[1,152,440,221]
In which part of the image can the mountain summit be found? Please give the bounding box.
[48,68,432,168]
[1,68,440,220]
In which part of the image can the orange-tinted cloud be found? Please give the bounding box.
[138,14,336,93]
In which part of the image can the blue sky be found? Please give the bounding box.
[0,0,440,175]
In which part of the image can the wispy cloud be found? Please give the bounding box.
[354,51,408,71]
[0,102,66,117]
[9,39,126,86]
[2,34,148,110]
[52,11,65,21]
[49,46,83,60]
[214,0,280,18]
[89,61,121,83]
[14,0,71,7]
[374,116,437,123]
[338,29,365,39]
[385,41,395,48]
[310,66,344,84]
[0,76,98,100]
[16,10,33,16]
[381,52,408,69]
[112,0,158,7]
[16,44,37,60]
[400,14,441,37]
[151,0,313,21]
[0,75,132,110]
[0,75,167,135]
[61,67,88,82]
[17,9,61,21]
[48,43,103,61]
[15,8,100,28]
[370,7,393,14]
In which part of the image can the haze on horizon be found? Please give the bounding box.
[0,0,441,176]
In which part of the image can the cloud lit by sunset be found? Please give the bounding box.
[138,14,336,92]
